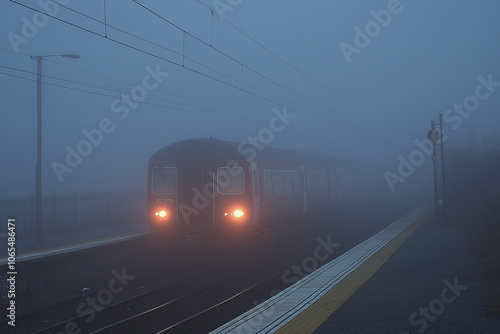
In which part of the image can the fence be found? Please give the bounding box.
[0,189,146,237]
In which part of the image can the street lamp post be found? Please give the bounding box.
[31,53,80,243]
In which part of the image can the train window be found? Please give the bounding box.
[263,170,274,198]
[318,171,328,192]
[217,166,245,195]
[306,171,318,193]
[282,170,293,196]
[152,167,177,195]
[329,170,336,192]
[273,170,284,197]
[292,170,300,195]
[306,170,328,193]
[300,170,305,193]
[313,172,320,192]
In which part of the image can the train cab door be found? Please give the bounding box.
[178,160,213,236]
[299,165,308,219]
[250,161,261,229]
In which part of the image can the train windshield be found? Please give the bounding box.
[217,166,245,195]
[152,167,177,195]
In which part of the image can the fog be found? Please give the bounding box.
[1,0,499,201]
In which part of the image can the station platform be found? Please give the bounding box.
[0,222,149,265]
[211,203,500,333]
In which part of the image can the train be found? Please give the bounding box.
[147,138,378,245]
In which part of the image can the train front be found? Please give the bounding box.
[147,164,179,242]
[147,139,256,247]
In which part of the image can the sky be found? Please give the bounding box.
[1,0,499,199]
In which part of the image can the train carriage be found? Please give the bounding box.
[148,138,337,244]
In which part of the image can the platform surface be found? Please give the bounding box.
[314,215,500,333]
[211,204,500,333]
[0,222,149,264]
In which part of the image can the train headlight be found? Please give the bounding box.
[224,209,244,217]
[155,210,167,218]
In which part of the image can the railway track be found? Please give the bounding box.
[22,272,211,334]
[3,235,289,333]
[2,210,394,334]
[93,274,284,333]
[29,268,272,334]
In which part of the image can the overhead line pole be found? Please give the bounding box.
[428,114,447,224]
[31,53,80,243]
[35,56,42,242]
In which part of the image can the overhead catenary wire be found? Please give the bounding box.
[0,64,265,125]
[132,0,336,118]
[5,1,339,129]
[0,47,323,133]
[41,56,266,119]
[138,0,382,144]
[6,0,385,144]
[8,0,237,89]
[15,1,323,122]
[192,0,388,144]
[0,62,342,146]
[194,0,337,97]
[44,58,335,135]
[52,0,372,145]
[49,0,329,119]
[0,68,330,144]
[0,69,254,125]
[48,0,182,59]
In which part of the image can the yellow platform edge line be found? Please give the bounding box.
[275,207,432,334]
